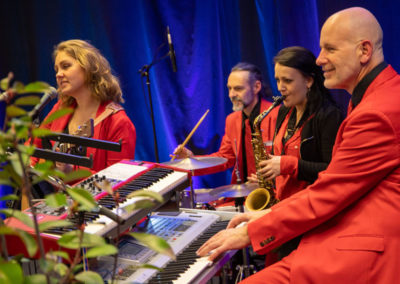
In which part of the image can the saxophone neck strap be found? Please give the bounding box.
[94,102,123,127]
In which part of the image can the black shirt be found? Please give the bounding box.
[352,61,388,109]
[241,97,261,181]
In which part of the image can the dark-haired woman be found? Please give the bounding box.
[250,46,343,260]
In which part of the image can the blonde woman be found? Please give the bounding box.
[32,39,136,174]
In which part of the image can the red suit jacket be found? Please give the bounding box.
[32,100,136,174]
[209,98,277,183]
[247,65,400,283]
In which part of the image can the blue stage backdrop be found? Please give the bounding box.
[1,0,399,189]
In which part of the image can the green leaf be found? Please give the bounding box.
[6,105,27,117]
[0,77,9,90]
[129,232,175,260]
[41,108,73,126]
[0,225,18,235]
[0,178,13,187]
[46,251,70,262]
[94,179,113,195]
[3,163,22,187]
[64,169,92,184]
[123,199,155,212]
[124,263,162,272]
[139,263,163,271]
[39,258,54,274]
[45,193,67,208]
[72,264,84,274]
[57,230,105,249]
[33,160,54,172]
[0,260,23,284]
[17,230,38,257]
[32,128,55,138]
[23,274,47,284]
[74,271,104,284]
[0,194,19,201]
[18,144,36,156]
[85,244,118,258]
[14,95,41,106]
[8,153,24,177]
[67,187,97,211]
[38,220,72,232]
[0,209,34,228]
[22,82,51,93]
[13,81,25,93]
[0,227,37,257]
[126,190,164,203]
[53,262,69,277]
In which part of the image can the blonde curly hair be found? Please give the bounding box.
[53,39,124,106]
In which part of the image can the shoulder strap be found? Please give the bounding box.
[93,102,123,127]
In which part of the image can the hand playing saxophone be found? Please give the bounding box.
[249,155,281,182]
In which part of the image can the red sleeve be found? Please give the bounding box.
[208,114,238,170]
[280,155,298,175]
[248,110,399,254]
[100,110,136,169]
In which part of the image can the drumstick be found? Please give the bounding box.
[171,109,210,161]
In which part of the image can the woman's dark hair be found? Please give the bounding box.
[273,46,336,113]
[231,62,271,99]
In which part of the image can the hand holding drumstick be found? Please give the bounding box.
[170,109,209,161]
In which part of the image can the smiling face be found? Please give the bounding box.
[54,51,87,97]
[227,70,260,114]
[274,63,312,109]
[316,13,367,94]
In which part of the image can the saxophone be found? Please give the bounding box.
[245,96,284,211]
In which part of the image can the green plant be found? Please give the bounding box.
[0,74,174,284]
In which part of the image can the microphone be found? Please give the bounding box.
[28,87,58,120]
[0,90,16,104]
[167,26,177,72]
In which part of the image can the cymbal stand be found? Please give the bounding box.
[180,172,195,209]
[233,139,252,279]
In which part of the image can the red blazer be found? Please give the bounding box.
[247,65,400,283]
[31,100,136,174]
[209,99,277,183]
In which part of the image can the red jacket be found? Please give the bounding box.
[210,99,277,183]
[247,65,400,283]
[31,100,136,174]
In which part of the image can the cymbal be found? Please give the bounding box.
[162,156,227,171]
[211,183,258,198]
[193,188,217,203]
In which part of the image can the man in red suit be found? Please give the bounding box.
[174,62,276,183]
[198,7,400,283]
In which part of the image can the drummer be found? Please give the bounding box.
[173,62,277,190]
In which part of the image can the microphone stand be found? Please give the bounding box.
[138,42,173,163]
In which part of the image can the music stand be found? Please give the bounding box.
[32,132,122,168]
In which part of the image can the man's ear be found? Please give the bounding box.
[359,40,373,64]
[253,80,262,94]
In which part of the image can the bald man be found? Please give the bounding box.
[197,7,400,283]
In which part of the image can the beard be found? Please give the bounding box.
[231,97,245,111]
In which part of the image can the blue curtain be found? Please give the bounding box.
[1,0,399,189]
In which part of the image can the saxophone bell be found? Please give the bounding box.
[245,187,271,211]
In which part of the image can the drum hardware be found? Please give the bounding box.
[163,156,227,208]
[211,183,258,199]
[162,156,227,174]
